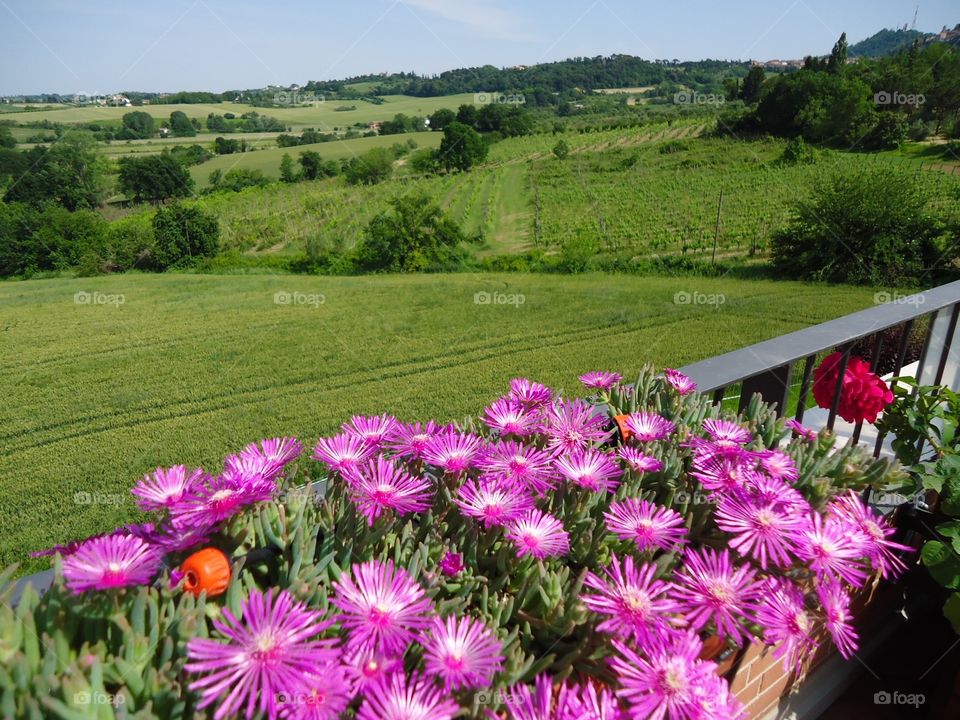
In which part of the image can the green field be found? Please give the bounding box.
[0,273,879,573]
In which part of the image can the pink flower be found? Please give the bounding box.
[794,513,868,587]
[438,551,465,577]
[331,560,434,655]
[342,648,403,696]
[623,412,675,442]
[484,397,540,437]
[690,456,756,494]
[312,433,374,477]
[476,440,557,496]
[580,371,623,391]
[508,377,553,407]
[506,509,570,560]
[758,450,799,482]
[554,448,623,493]
[455,478,534,528]
[246,436,304,467]
[714,492,804,569]
[342,414,398,450]
[828,490,911,579]
[386,421,443,460]
[62,533,163,594]
[421,431,484,475]
[786,418,817,441]
[503,675,555,720]
[169,473,274,530]
[618,447,664,474]
[664,368,697,395]
[754,578,817,672]
[604,498,687,553]
[558,681,626,720]
[276,666,352,720]
[131,465,207,512]
[541,399,612,453]
[817,580,858,659]
[582,555,679,643]
[356,672,458,720]
[422,615,504,691]
[345,455,433,526]
[702,418,752,446]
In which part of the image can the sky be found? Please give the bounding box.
[0,0,957,94]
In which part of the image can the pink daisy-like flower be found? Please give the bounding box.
[604,498,687,553]
[504,675,555,720]
[438,551,465,577]
[421,431,485,475]
[702,418,752,446]
[714,493,804,569]
[455,478,534,528]
[690,456,756,494]
[422,615,504,692]
[506,509,570,560]
[582,554,679,643]
[508,377,553,407]
[670,547,760,643]
[342,414,398,450]
[386,421,443,461]
[222,451,285,493]
[276,664,352,720]
[131,465,207,512]
[169,473,275,530]
[247,437,304,467]
[794,513,868,587]
[746,474,810,514]
[185,588,339,720]
[554,448,623,493]
[342,648,404,696]
[786,418,817,442]
[312,433,374,477]
[664,368,697,395]
[758,450,799,482]
[61,533,163,594]
[817,579,858,659]
[483,397,540,437]
[128,519,212,554]
[541,399,612,454]
[476,440,557,496]
[558,681,625,720]
[356,672,458,720]
[580,371,623,391]
[618,446,664,474]
[689,673,747,720]
[828,490,912,579]
[331,560,434,655]
[623,412,675,442]
[346,455,433,526]
[755,578,818,672]
[611,631,719,720]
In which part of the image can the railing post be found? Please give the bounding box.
[738,363,793,416]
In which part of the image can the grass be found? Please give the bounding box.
[0,272,879,574]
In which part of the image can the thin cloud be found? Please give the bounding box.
[402,0,534,42]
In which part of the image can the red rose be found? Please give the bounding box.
[812,352,894,424]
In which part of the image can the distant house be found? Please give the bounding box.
[367,121,382,132]
[158,127,171,138]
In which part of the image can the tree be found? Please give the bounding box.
[169,111,196,137]
[428,108,456,132]
[3,132,108,210]
[280,153,297,182]
[118,152,195,203]
[342,147,395,185]
[437,122,487,172]
[213,136,242,154]
[121,111,156,139]
[0,127,15,148]
[151,202,220,269]
[212,168,270,193]
[740,66,765,104]
[355,194,467,272]
[299,150,323,180]
[827,32,848,74]
[553,139,570,159]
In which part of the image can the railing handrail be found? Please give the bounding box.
[680,280,960,392]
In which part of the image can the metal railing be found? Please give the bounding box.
[679,279,960,457]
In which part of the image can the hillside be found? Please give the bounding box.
[849,28,928,57]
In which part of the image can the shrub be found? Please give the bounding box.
[151,202,220,270]
[777,136,817,165]
[104,213,156,270]
[0,202,106,276]
[770,165,950,285]
[342,146,395,185]
[553,139,570,159]
[210,168,271,193]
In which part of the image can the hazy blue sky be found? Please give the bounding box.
[0,0,956,94]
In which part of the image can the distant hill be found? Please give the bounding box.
[849,28,928,57]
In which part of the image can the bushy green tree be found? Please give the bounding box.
[280,153,297,182]
[210,168,270,193]
[151,202,220,269]
[121,111,156,139]
[741,66,765,104]
[118,152,195,203]
[428,108,456,131]
[553,139,570,159]
[169,111,196,137]
[342,147,395,185]
[0,127,16,148]
[437,122,487,172]
[2,132,108,210]
[0,202,107,276]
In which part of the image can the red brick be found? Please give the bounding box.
[745,668,796,718]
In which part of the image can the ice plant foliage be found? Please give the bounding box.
[30,366,912,720]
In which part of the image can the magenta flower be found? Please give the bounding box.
[828,490,911,579]
[342,414,398,449]
[664,368,697,395]
[185,588,339,720]
[702,418,752,446]
[714,492,804,569]
[222,451,285,492]
[669,547,760,643]
[604,498,687,553]
[421,431,484,475]
[422,615,504,691]
[61,533,163,594]
[331,560,434,655]
[582,554,679,643]
[618,446,664,474]
[554,448,623,493]
[276,665,352,720]
[131,465,207,512]
[356,672,458,720]
[312,433,374,477]
[580,371,623,391]
[794,513,868,587]
[169,473,274,529]
[386,420,443,460]
[342,648,404,696]
[506,509,569,560]
[483,397,540,437]
[786,418,817,441]
[623,412,675,442]
[476,440,557,495]
[346,455,433,526]
[128,519,212,554]
[558,681,625,720]
[508,377,553,407]
[504,675,555,720]
[611,631,719,720]
[690,456,755,494]
[455,478,534,528]
[747,474,810,514]
[817,580,858,659]
[541,398,611,453]
[754,578,817,672]
[438,551,465,577]
[758,450,799,482]
[245,436,304,468]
